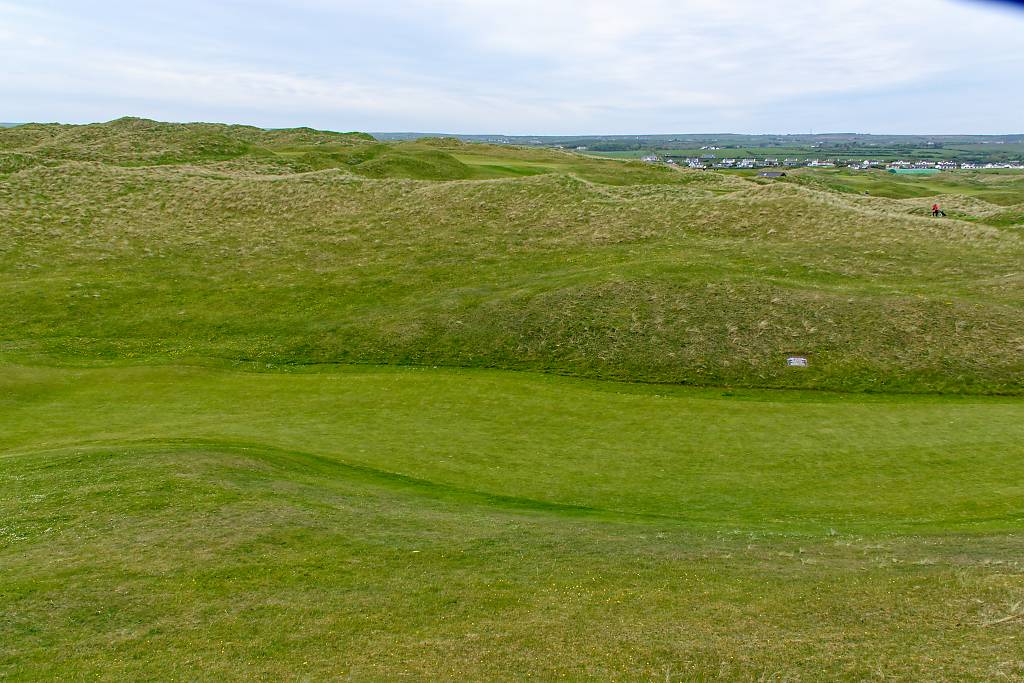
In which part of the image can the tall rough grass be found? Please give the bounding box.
[1,120,1022,393]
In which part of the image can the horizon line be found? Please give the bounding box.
[3,118,1024,138]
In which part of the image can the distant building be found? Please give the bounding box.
[758,171,787,178]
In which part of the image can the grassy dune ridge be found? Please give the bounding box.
[2,119,1023,393]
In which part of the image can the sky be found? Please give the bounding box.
[2,0,1023,134]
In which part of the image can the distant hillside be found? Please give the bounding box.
[1,119,1022,393]
[0,117,376,166]
[375,131,1024,164]
[374,132,1024,145]
[0,118,704,182]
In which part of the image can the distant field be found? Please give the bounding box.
[583,144,1024,163]
[2,119,1023,680]
[380,132,1024,164]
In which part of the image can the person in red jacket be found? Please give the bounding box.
[931,203,946,217]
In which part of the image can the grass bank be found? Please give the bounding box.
[2,120,1022,393]
[3,364,1024,680]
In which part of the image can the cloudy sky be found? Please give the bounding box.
[2,0,1023,134]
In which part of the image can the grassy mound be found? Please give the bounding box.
[330,143,476,180]
[0,117,374,166]
[1,121,1021,393]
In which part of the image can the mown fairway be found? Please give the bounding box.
[4,365,1024,680]
[2,120,1024,681]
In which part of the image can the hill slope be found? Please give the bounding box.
[1,119,1022,393]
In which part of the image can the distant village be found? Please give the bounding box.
[636,154,1024,171]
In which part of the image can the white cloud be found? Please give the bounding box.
[1,0,1022,132]
[430,0,1018,100]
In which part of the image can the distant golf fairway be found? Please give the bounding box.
[4,364,1024,680]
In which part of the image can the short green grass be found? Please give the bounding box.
[5,364,1024,533]
[3,365,1024,680]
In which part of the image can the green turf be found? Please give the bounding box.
[3,365,1024,680]
[5,364,1024,533]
